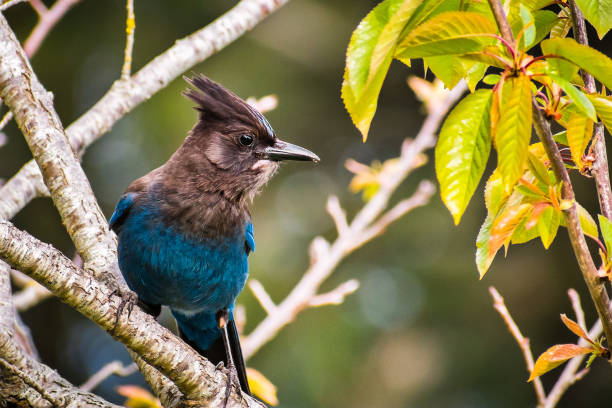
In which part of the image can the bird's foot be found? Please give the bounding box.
[222,362,244,408]
[110,289,139,329]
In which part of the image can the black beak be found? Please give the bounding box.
[262,140,320,163]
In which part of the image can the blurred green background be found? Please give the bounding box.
[2,1,612,407]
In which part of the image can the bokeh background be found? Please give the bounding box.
[2,1,612,407]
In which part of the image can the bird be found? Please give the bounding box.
[109,75,319,396]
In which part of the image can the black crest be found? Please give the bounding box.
[183,75,273,136]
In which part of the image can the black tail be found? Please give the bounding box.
[179,319,251,395]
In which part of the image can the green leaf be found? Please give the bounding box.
[483,74,500,85]
[512,211,542,244]
[577,203,599,239]
[554,130,569,145]
[550,8,572,38]
[342,0,424,140]
[395,11,498,60]
[531,10,560,48]
[346,0,421,99]
[566,113,594,168]
[548,73,596,121]
[542,38,612,91]
[529,344,593,382]
[436,89,493,224]
[495,75,533,193]
[425,55,469,89]
[510,0,554,12]
[587,94,612,136]
[519,4,536,49]
[574,0,612,39]
[484,170,507,216]
[598,214,612,260]
[537,206,561,249]
[476,214,495,277]
[527,151,552,186]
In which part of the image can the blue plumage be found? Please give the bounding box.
[111,75,318,396]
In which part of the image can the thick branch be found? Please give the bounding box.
[0,0,289,221]
[567,0,612,221]
[0,13,119,282]
[532,102,612,347]
[0,219,264,407]
[0,261,118,407]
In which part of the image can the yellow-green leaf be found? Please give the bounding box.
[575,203,599,239]
[574,0,612,39]
[598,214,612,261]
[494,75,533,193]
[529,344,593,381]
[548,74,596,121]
[476,214,495,277]
[537,205,561,249]
[342,0,423,140]
[436,89,493,224]
[395,12,498,60]
[588,94,612,136]
[247,367,279,406]
[566,113,594,168]
[527,151,552,186]
[484,170,507,216]
[542,38,612,91]
[550,8,572,38]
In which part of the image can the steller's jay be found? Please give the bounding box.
[109,75,319,395]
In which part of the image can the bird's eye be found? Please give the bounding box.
[239,134,254,147]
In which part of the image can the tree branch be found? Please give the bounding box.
[23,0,81,57]
[0,259,119,407]
[567,0,612,221]
[121,0,135,80]
[0,13,120,283]
[489,286,546,405]
[486,0,612,356]
[0,0,290,222]
[80,360,138,392]
[242,82,466,360]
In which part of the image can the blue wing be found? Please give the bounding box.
[110,193,135,232]
[245,221,255,254]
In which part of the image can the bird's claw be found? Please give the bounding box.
[222,363,243,408]
[111,289,138,330]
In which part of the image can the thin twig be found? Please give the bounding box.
[23,0,81,57]
[121,0,135,80]
[0,110,12,132]
[248,279,277,315]
[543,320,603,408]
[28,0,47,16]
[568,289,586,330]
[0,0,28,12]
[309,279,360,307]
[489,287,546,405]
[246,94,278,113]
[326,196,349,235]
[80,361,138,392]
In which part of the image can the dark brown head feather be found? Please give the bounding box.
[182,75,275,139]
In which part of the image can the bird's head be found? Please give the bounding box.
[183,75,319,201]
